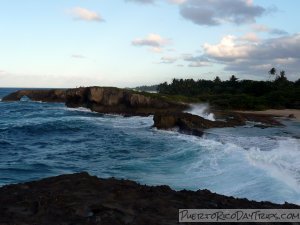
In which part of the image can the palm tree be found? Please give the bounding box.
[268,67,277,80]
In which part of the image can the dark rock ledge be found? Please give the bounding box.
[0,172,298,225]
[153,111,282,136]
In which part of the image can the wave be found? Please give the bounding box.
[246,138,300,192]
[1,98,300,204]
[65,107,94,113]
[185,103,215,121]
[158,128,300,203]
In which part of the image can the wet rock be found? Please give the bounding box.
[153,111,282,135]
[288,114,296,119]
[153,112,245,136]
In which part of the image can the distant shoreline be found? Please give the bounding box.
[235,109,300,122]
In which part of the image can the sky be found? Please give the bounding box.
[0,0,299,88]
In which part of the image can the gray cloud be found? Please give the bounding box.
[180,0,266,26]
[269,28,289,36]
[252,24,288,36]
[202,33,300,80]
[160,56,177,64]
[183,55,212,67]
[132,34,170,53]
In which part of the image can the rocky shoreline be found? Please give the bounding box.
[1,88,298,224]
[0,172,299,225]
[2,87,283,136]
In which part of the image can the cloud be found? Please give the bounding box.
[167,0,187,4]
[251,24,288,36]
[251,24,269,32]
[132,34,170,52]
[240,32,260,42]
[269,28,289,36]
[203,35,252,60]
[183,55,211,67]
[69,7,104,22]
[202,33,300,79]
[180,0,266,26]
[71,54,86,59]
[160,56,177,64]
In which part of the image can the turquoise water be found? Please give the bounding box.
[0,88,300,204]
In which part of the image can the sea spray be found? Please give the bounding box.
[185,103,215,121]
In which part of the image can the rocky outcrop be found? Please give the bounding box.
[0,172,298,225]
[2,87,187,116]
[2,89,66,102]
[65,87,187,116]
[153,112,244,136]
[153,111,282,136]
[214,110,283,126]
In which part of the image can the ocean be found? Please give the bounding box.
[0,88,300,204]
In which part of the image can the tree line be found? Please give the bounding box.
[157,69,300,110]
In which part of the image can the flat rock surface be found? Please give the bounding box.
[235,109,300,122]
[0,172,299,225]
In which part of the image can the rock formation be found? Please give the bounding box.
[2,89,66,102]
[153,111,282,136]
[0,172,298,225]
[2,87,187,116]
[65,87,187,116]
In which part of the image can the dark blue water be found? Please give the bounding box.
[1,88,300,204]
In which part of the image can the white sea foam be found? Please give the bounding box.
[165,127,300,203]
[65,107,94,113]
[185,103,215,121]
[246,138,300,192]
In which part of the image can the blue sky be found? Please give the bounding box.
[0,0,299,88]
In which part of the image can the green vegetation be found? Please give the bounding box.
[134,85,158,92]
[157,70,300,110]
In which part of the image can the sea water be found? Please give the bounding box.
[0,88,299,204]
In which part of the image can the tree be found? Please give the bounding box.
[268,67,277,80]
[214,76,221,83]
[275,70,288,83]
[229,75,238,83]
[280,70,286,78]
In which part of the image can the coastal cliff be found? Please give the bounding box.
[65,87,187,116]
[2,87,187,116]
[0,172,298,225]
